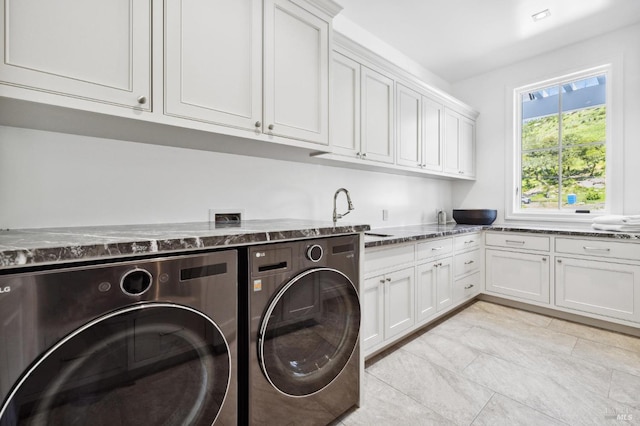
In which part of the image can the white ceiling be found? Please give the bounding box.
[336,0,640,83]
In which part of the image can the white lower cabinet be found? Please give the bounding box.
[362,267,414,352]
[416,258,452,322]
[363,234,481,357]
[555,256,640,323]
[362,275,384,349]
[485,249,550,304]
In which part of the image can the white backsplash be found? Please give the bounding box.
[0,125,453,229]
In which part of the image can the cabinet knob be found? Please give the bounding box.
[137,95,147,105]
[557,259,562,263]
[380,279,385,284]
[362,153,367,158]
[386,277,391,282]
[458,170,464,174]
[268,124,274,130]
[255,121,261,128]
[542,257,547,262]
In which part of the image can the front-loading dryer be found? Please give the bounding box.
[244,235,361,425]
[0,249,237,425]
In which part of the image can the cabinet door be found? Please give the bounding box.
[0,0,151,110]
[264,0,329,144]
[331,52,360,156]
[459,115,476,177]
[556,257,640,323]
[422,97,444,172]
[361,66,394,163]
[436,258,453,312]
[362,276,384,350]
[485,249,550,304]
[443,108,461,174]
[165,0,262,130]
[396,84,421,168]
[384,268,415,339]
[416,263,437,323]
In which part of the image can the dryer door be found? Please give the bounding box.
[0,304,230,426]
[258,267,360,396]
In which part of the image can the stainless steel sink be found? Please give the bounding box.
[364,232,394,238]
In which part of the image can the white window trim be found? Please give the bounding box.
[504,61,624,223]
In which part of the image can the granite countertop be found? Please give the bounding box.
[0,219,370,270]
[364,223,484,247]
[364,222,640,248]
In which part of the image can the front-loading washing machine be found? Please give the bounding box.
[0,249,237,425]
[243,235,361,425]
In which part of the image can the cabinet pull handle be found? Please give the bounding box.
[362,153,367,158]
[505,240,525,245]
[464,240,475,244]
[137,95,147,105]
[431,247,443,251]
[464,260,474,265]
[542,257,547,262]
[268,124,274,130]
[379,279,385,284]
[255,121,262,128]
[464,284,474,290]
[583,246,611,252]
[386,277,391,282]
[458,171,464,174]
[557,259,562,263]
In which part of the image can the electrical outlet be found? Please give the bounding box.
[382,209,389,221]
[209,209,244,226]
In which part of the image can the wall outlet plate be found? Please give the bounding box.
[209,209,244,225]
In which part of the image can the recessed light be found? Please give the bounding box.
[532,9,551,22]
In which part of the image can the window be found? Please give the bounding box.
[513,65,612,218]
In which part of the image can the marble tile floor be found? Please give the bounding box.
[333,301,640,426]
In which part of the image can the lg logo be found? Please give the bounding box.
[0,286,10,294]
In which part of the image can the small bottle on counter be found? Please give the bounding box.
[437,210,447,225]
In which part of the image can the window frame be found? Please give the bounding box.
[506,63,623,222]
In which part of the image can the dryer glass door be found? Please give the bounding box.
[258,268,360,396]
[0,304,230,426]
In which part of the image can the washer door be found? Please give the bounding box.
[0,304,230,426]
[258,268,360,397]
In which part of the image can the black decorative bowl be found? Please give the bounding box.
[452,209,497,225]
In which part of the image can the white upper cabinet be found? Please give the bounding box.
[165,0,262,129]
[331,52,361,156]
[396,83,422,168]
[264,0,330,144]
[330,55,395,163]
[444,108,476,177]
[361,66,394,163]
[422,97,444,172]
[0,0,151,110]
[166,0,331,144]
[395,83,445,171]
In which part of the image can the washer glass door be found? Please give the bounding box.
[258,268,360,396]
[0,304,230,426]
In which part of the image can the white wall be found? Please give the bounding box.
[0,126,452,229]
[451,23,640,223]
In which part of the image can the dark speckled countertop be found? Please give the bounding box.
[0,219,370,270]
[364,224,484,247]
[364,222,640,248]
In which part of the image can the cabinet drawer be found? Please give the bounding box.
[454,233,480,252]
[485,232,550,252]
[555,238,640,261]
[454,249,480,277]
[416,238,453,261]
[364,244,414,275]
[454,272,481,303]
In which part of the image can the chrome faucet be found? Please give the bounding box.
[333,188,354,224]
